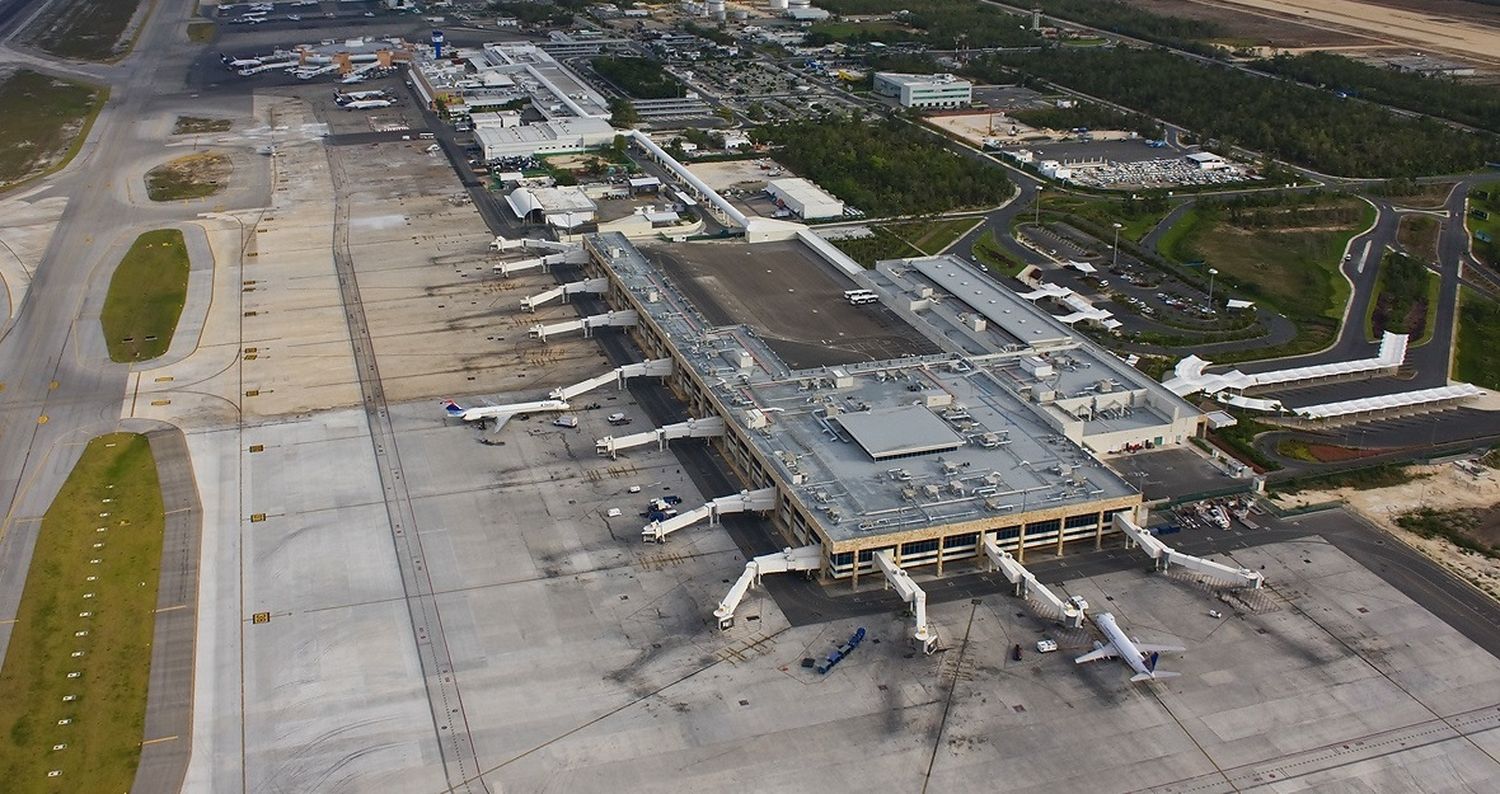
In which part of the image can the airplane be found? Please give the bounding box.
[335,89,387,102]
[442,398,569,433]
[339,74,366,84]
[220,53,263,68]
[342,99,393,110]
[1074,612,1185,683]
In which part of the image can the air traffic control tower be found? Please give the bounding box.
[577,233,1202,582]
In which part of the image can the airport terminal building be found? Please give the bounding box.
[576,233,1202,581]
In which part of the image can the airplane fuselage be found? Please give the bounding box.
[1095,612,1152,678]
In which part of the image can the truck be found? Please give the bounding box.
[552,416,578,428]
[607,412,631,426]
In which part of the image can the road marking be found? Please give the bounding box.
[140,735,179,746]
[154,604,188,613]
[1355,240,1373,274]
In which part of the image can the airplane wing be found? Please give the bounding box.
[1074,647,1119,664]
[487,413,514,434]
[1135,644,1186,654]
[1131,671,1181,683]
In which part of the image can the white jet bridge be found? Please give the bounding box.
[641,487,777,543]
[492,248,588,278]
[981,536,1087,628]
[873,552,937,654]
[549,358,672,401]
[528,310,638,342]
[596,416,725,457]
[713,544,822,629]
[490,236,578,253]
[521,277,609,312]
[1115,513,1265,589]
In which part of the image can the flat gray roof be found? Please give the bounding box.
[835,406,965,461]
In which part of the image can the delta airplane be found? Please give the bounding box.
[1074,612,1185,682]
[442,398,569,432]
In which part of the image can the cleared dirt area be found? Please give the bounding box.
[644,239,937,369]
[145,152,231,201]
[1207,0,1500,64]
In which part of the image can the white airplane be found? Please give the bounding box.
[1074,612,1185,683]
[221,53,262,68]
[336,89,387,101]
[342,99,393,110]
[340,73,366,84]
[442,398,569,432]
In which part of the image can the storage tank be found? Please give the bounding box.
[706,0,725,18]
[767,0,789,9]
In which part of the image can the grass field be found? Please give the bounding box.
[32,0,144,60]
[0,433,164,793]
[1366,251,1439,343]
[1397,215,1440,262]
[972,229,1027,278]
[101,230,191,362]
[186,21,215,44]
[1162,198,1370,341]
[884,217,979,255]
[0,70,106,189]
[1470,181,1500,268]
[171,116,230,135]
[1041,194,1170,242]
[145,152,231,201]
[1456,288,1500,390]
[832,227,922,267]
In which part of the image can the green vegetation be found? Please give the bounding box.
[976,48,1500,177]
[591,56,684,99]
[1369,178,1455,208]
[608,97,638,129]
[832,217,978,265]
[1039,193,1171,242]
[1030,0,1224,55]
[1396,507,1498,559]
[0,70,106,189]
[1011,101,1162,141]
[1275,463,1425,493]
[1470,182,1500,267]
[186,21,214,44]
[171,116,230,135]
[0,433,164,792]
[815,0,1039,48]
[972,229,1027,278]
[145,152,231,201]
[1456,288,1500,390]
[755,116,1012,216]
[1367,251,1437,341]
[101,230,191,362]
[886,217,978,254]
[1209,412,1280,472]
[832,228,922,267]
[493,0,586,26]
[1397,215,1440,261]
[1161,193,1369,351]
[1254,52,1500,134]
[32,0,144,60]
[805,21,914,46]
[1275,437,1317,463]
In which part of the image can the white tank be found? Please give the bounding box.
[706,0,725,16]
[788,0,810,8]
[768,0,789,8]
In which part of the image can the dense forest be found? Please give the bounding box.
[1252,52,1500,134]
[815,0,1040,48]
[1030,0,1224,55]
[1011,102,1162,140]
[978,48,1500,177]
[754,117,1012,216]
[590,57,684,99]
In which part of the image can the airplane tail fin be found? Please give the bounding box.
[1131,670,1180,683]
[1148,651,1160,672]
[442,399,465,416]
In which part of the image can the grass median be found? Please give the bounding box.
[31,0,145,61]
[101,230,191,362]
[0,433,164,793]
[0,70,107,190]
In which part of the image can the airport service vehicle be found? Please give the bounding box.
[1035,638,1058,653]
[552,416,579,428]
[607,412,631,426]
[1074,612,1185,683]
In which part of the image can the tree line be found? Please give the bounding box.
[976,48,1500,178]
[591,57,684,100]
[753,116,1012,216]
[1252,52,1500,134]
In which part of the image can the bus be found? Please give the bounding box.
[844,289,878,306]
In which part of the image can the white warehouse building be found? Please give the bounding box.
[766,177,844,220]
[873,72,972,109]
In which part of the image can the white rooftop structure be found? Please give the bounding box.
[475,117,617,160]
[766,177,844,220]
[1292,384,1485,420]
[505,185,598,229]
[834,406,966,460]
[873,72,973,108]
[1163,333,1410,397]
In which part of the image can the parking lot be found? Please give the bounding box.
[1011,140,1260,189]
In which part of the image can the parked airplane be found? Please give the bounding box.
[442,398,569,432]
[1074,612,1185,682]
[342,99,393,110]
[220,53,262,68]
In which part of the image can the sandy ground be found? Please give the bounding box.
[926,113,1040,148]
[1275,462,1500,601]
[685,158,780,192]
[1206,0,1500,65]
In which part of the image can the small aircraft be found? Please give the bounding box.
[442,398,569,433]
[220,53,263,68]
[1075,612,1185,683]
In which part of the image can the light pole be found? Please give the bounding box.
[1034,186,1043,227]
[1111,222,1122,271]
[1206,267,1219,310]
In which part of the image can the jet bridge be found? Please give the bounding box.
[528,310,638,342]
[492,248,589,278]
[521,277,609,312]
[641,487,777,543]
[549,358,672,401]
[981,536,1087,628]
[713,545,822,629]
[873,552,937,654]
[491,236,578,253]
[1115,514,1265,589]
[596,416,725,457]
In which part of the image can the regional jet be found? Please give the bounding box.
[1074,612,1185,682]
[442,398,570,432]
